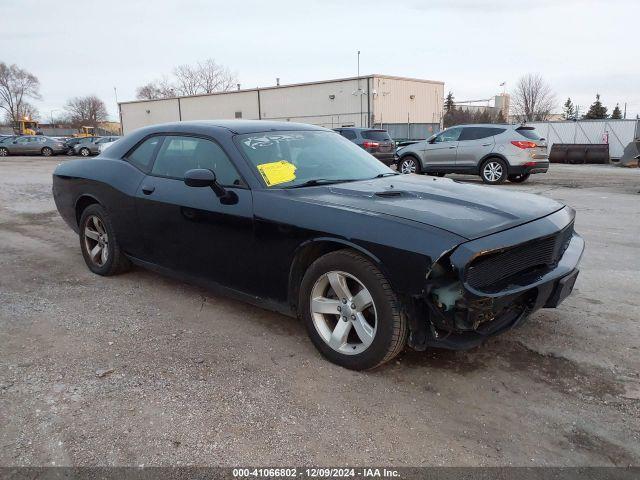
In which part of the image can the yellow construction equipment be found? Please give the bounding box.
[13,119,39,135]
[73,126,96,138]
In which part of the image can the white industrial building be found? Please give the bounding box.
[119,74,445,139]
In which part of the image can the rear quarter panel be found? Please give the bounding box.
[52,158,146,257]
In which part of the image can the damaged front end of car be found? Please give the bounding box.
[405,207,585,351]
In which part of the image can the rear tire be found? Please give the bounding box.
[41,147,53,156]
[299,249,408,370]
[508,173,531,183]
[79,204,131,276]
[398,155,422,174]
[80,147,90,157]
[480,158,508,184]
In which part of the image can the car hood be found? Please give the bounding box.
[290,175,564,240]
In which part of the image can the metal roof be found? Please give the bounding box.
[118,74,445,106]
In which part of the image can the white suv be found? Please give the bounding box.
[396,124,549,184]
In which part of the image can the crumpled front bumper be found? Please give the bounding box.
[421,207,585,350]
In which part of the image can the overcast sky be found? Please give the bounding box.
[1,0,638,122]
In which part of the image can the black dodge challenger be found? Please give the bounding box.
[53,121,584,370]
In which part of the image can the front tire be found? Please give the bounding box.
[299,250,408,370]
[0,147,8,157]
[480,158,508,184]
[508,173,531,183]
[79,204,131,276]
[41,147,53,156]
[398,156,422,174]
[79,147,90,157]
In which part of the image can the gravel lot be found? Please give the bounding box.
[1,157,639,467]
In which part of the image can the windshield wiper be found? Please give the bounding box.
[283,178,359,189]
[373,172,400,178]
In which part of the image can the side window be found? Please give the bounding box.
[459,127,488,141]
[151,136,242,186]
[17,137,29,144]
[340,130,357,140]
[434,127,462,143]
[459,127,506,141]
[126,136,163,172]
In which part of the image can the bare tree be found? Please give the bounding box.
[3,102,40,124]
[511,73,556,122]
[173,64,201,96]
[195,59,236,93]
[135,58,237,99]
[0,62,41,124]
[135,76,177,100]
[64,95,109,127]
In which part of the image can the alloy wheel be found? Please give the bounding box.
[80,148,90,157]
[0,148,7,156]
[483,161,503,182]
[83,215,109,267]
[400,158,417,174]
[42,147,53,156]
[310,270,377,355]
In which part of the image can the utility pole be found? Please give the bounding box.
[114,87,122,135]
[357,50,362,127]
[49,109,60,127]
[624,102,627,119]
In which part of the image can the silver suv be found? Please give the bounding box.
[396,124,549,184]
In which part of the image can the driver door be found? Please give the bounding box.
[421,126,462,168]
[134,135,255,292]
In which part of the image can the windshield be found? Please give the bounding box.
[236,130,393,188]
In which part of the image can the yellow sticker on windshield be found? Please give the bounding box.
[256,160,297,186]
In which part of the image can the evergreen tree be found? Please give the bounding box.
[562,97,576,119]
[444,91,455,112]
[611,104,622,119]
[495,110,506,123]
[583,94,609,119]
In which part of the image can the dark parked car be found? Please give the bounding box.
[64,136,101,155]
[0,135,67,156]
[333,127,396,165]
[52,121,584,370]
[74,136,121,157]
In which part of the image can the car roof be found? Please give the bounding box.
[333,127,385,131]
[144,120,328,135]
[445,123,514,129]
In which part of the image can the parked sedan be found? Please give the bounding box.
[64,136,101,155]
[52,121,584,370]
[97,137,121,154]
[0,135,67,156]
[397,124,549,184]
[333,127,396,165]
[75,136,121,157]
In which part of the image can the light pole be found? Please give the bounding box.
[357,50,362,127]
[114,87,122,135]
[50,109,60,127]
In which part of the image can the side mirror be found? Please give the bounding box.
[428,138,436,144]
[184,168,236,203]
[184,168,217,188]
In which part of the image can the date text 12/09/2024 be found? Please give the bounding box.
[233,468,400,477]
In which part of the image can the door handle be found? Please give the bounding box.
[448,146,456,149]
[141,185,155,195]
[482,143,492,146]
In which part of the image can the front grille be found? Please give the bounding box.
[466,223,574,290]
